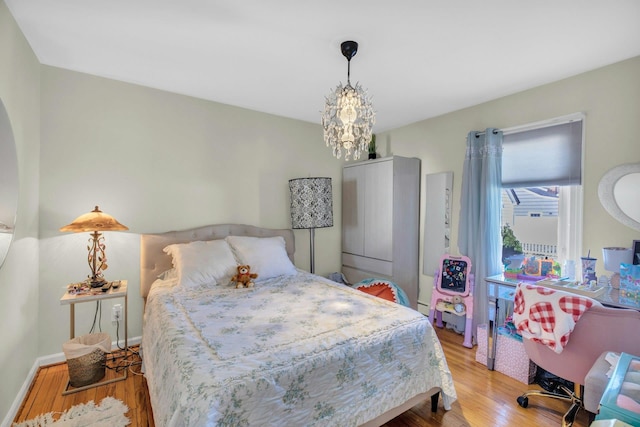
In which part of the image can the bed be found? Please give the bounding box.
[140,224,456,426]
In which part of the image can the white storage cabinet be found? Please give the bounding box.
[341,156,421,308]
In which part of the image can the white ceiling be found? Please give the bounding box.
[6,0,640,132]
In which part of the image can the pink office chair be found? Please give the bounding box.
[515,287,640,426]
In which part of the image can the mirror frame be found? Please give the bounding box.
[0,98,19,269]
[598,162,640,232]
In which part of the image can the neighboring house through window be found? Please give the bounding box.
[501,113,584,278]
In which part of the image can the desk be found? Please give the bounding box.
[59,280,128,394]
[484,274,640,371]
[596,287,640,311]
[485,274,534,370]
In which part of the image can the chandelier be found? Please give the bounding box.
[322,41,375,161]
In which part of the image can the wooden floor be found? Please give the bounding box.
[14,327,593,426]
[14,347,154,427]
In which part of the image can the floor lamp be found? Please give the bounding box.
[289,178,333,274]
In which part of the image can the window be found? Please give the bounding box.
[501,114,584,277]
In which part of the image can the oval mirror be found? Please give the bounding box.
[598,163,640,232]
[0,98,19,268]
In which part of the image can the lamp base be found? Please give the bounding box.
[89,278,107,288]
[610,273,621,290]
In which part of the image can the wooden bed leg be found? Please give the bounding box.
[431,392,439,412]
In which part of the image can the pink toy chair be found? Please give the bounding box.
[429,254,474,348]
[515,291,640,426]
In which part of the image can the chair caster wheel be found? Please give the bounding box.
[517,396,528,408]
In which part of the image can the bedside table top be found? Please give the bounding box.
[60,280,128,305]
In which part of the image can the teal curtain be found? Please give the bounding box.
[458,128,503,339]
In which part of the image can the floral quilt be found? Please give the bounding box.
[142,271,456,427]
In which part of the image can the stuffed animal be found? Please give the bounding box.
[231,265,258,288]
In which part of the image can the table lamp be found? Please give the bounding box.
[602,247,633,289]
[60,206,128,287]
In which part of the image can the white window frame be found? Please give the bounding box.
[502,113,584,273]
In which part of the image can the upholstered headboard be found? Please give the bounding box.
[140,224,295,298]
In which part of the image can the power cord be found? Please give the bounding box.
[107,316,143,375]
[105,343,143,375]
[83,299,144,376]
[89,300,102,333]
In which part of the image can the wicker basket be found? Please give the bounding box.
[66,348,106,387]
[63,332,111,388]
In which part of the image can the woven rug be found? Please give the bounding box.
[13,396,129,427]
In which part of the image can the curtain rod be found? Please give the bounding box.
[474,112,585,138]
[474,129,500,138]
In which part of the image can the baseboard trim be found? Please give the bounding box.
[1,360,40,427]
[38,336,142,366]
[1,335,141,427]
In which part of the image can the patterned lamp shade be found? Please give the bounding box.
[289,178,334,229]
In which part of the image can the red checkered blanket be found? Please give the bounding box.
[513,283,602,354]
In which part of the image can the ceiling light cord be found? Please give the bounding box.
[341,41,358,87]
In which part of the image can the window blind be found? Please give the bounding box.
[502,120,583,188]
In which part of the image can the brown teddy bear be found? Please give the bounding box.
[231,265,258,288]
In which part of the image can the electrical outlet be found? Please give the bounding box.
[112,304,122,323]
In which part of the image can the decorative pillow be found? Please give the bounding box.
[163,239,237,286]
[225,235,296,280]
[353,278,410,307]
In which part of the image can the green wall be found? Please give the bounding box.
[0,1,41,421]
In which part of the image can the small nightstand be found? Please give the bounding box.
[59,280,128,395]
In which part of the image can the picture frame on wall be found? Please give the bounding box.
[633,240,640,265]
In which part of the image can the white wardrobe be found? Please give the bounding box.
[341,156,421,309]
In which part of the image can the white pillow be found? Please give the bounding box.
[225,235,296,280]
[156,268,177,281]
[163,239,237,286]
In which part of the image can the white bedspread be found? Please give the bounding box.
[142,271,456,427]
